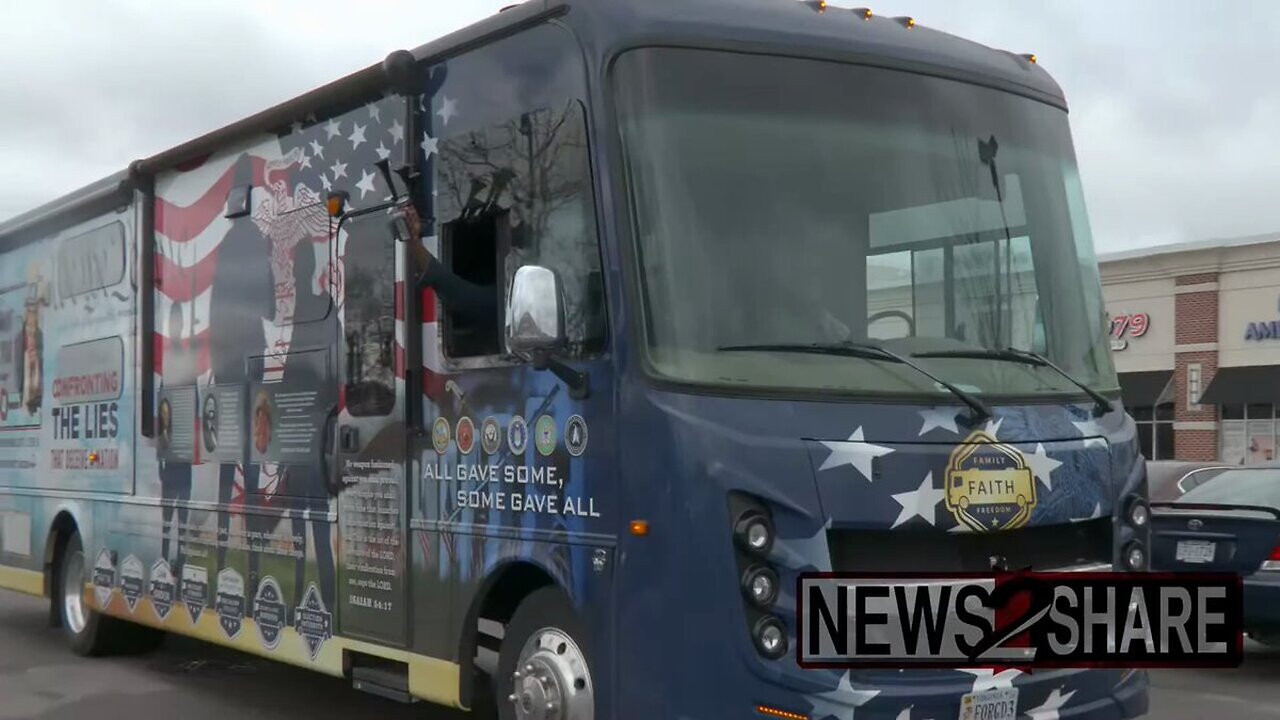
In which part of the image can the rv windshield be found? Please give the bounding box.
[613,48,1118,398]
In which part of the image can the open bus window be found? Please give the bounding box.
[342,213,396,417]
[438,211,508,358]
[433,102,607,364]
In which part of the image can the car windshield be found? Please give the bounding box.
[613,48,1118,398]
[1178,469,1280,508]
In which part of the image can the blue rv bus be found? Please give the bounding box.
[0,0,1149,718]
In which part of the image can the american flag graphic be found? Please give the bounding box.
[154,84,451,506]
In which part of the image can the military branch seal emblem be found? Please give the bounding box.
[432,416,451,455]
[535,415,557,457]
[456,416,476,455]
[481,417,502,455]
[508,415,528,456]
[564,415,588,457]
[945,430,1037,532]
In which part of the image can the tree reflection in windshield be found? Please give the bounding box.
[615,48,1117,397]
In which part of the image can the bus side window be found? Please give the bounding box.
[433,101,607,363]
[343,215,397,416]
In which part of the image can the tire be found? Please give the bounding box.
[495,587,596,720]
[55,531,164,656]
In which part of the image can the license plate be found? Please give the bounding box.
[959,687,1018,720]
[1176,539,1216,564]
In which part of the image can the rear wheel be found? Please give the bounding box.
[495,587,595,720]
[55,531,163,656]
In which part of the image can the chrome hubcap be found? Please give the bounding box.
[507,627,593,720]
[62,549,87,635]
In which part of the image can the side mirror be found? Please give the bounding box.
[505,265,566,356]
[505,265,589,399]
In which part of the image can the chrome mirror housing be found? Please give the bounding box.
[505,265,566,357]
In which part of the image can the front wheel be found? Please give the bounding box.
[55,531,163,656]
[495,587,596,720]
[56,531,115,656]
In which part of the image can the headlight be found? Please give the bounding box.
[742,564,779,609]
[1124,541,1146,570]
[734,512,774,556]
[752,615,788,659]
[1127,496,1150,529]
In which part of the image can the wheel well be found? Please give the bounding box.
[458,561,557,708]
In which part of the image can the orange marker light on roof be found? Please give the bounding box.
[757,706,809,720]
[855,7,873,20]
[326,191,348,218]
[629,520,650,536]
[902,16,916,29]
[1025,53,1038,64]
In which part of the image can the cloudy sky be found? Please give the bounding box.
[2,0,1277,253]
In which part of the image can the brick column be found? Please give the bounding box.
[1173,273,1219,461]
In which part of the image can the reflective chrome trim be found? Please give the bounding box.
[1044,561,1113,573]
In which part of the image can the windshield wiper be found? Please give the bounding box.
[717,342,991,422]
[910,347,1114,416]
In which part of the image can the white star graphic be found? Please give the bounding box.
[1072,419,1108,449]
[960,668,1023,692]
[355,169,377,199]
[984,417,1004,438]
[299,153,312,170]
[290,120,304,134]
[376,141,391,161]
[437,95,458,125]
[807,671,879,720]
[320,173,332,191]
[1025,443,1063,492]
[325,119,341,139]
[918,407,961,436]
[349,122,367,150]
[389,119,404,144]
[1025,687,1077,720]
[368,103,381,122]
[817,427,893,480]
[890,472,944,528]
[308,139,324,160]
[421,132,438,157]
[330,160,348,180]
[1070,502,1103,523]
[774,518,833,571]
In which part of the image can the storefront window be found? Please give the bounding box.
[1133,403,1176,460]
[1221,404,1277,465]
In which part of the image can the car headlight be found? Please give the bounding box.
[734,511,774,557]
[752,615,788,659]
[742,564,780,609]
[1127,496,1150,529]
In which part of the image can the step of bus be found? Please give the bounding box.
[351,658,414,704]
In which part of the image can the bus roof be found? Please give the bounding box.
[0,0,1064,245]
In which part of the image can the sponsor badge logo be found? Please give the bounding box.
[946,430,1037,532]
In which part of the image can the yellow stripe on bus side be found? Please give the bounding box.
[89,588,463,708]
[0,564,44,596]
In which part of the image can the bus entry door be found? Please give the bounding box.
[333,210,410,647]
